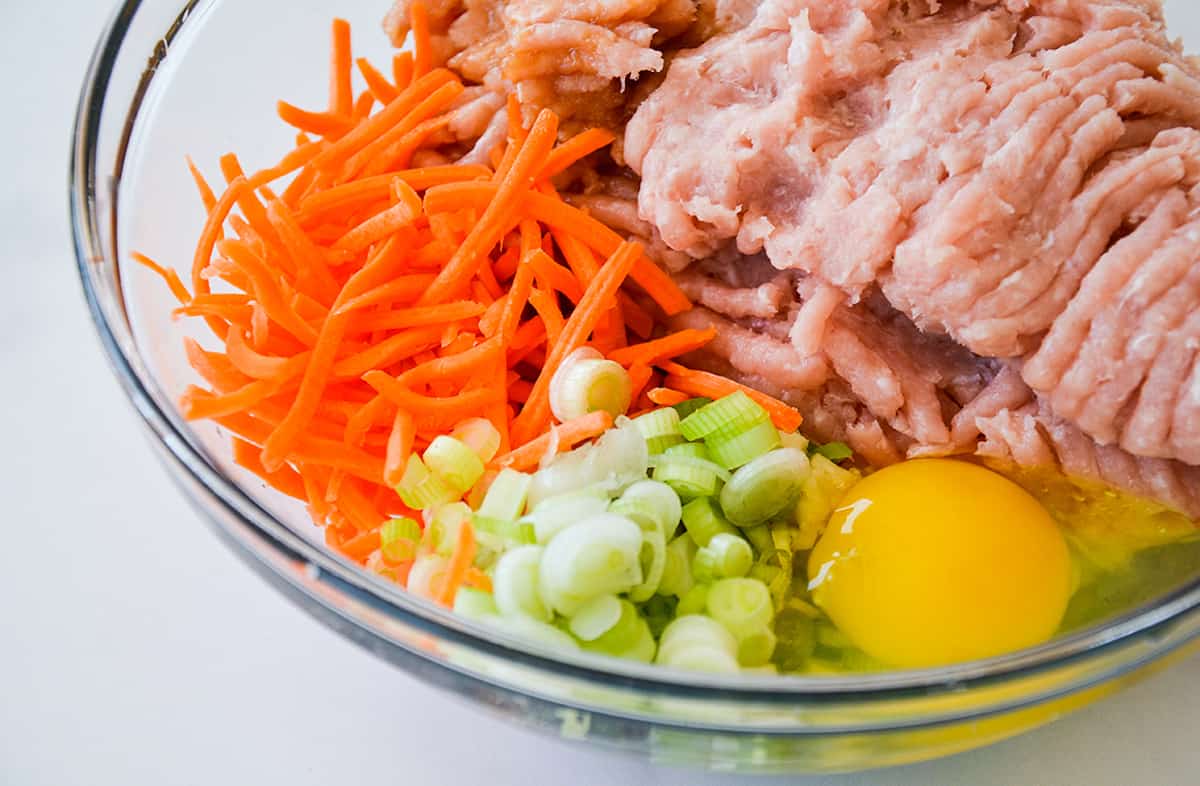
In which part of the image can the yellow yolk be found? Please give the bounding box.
[807,459,1073,668]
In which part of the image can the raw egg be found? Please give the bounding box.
[807,459,1073,668]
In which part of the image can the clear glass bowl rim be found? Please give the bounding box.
[69,0,1200,713]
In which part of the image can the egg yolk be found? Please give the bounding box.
[807,459,1073,668]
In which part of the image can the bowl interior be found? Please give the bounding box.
[101,0,1200,692]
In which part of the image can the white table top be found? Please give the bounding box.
[6,1,1199,783]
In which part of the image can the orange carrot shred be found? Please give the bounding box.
[538,128,615,180]
[418,109,559,306]
[357,56,399,103]
[436,520,477,606]
[330,19,354,117]
[278,101,354,137]
[646,387,690,407]
[661,362,804,432]
[392,52,414,89]
[512,241,640,444]
[232,438,307,501]
[132,252,191,305]
[186,157,217,212]
[607,327,717,368]
[383,409,415,487]
[409,1,433,79]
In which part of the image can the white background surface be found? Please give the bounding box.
[5,1,1200,783]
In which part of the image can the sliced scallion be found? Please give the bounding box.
[423,435,485,494]
[679,391,768,441]
[429,502,472,556]
[651,443,727,499]
[396,454,459,510]
[655,615,739,673]
[582,600,656,662]
[609,480,682,538]
[633,408,684,455]
[693,532,754,582]
[736,626,778,667]
[676,584,710,616]
[567,594,623,642]
[478,467,533,522]
[493,545,551,621]
[629,530,667,602]
[706,577,775,641]
[719,447,811,527]
[451,417,503,463]
[406,554,449,599]
[705,418,781,469]
[658,535,698,598]
[453,587,499,621]
[472,514,535,549]
[680,497,740,548]
[741,524,775,556]
[672,396,713,420]
[523,489,610,544]
[812,441,853,462]
[549,347,633,422]
[380,517,420,563]
[538,513,644,616]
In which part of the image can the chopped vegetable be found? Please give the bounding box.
[136,15,891,676]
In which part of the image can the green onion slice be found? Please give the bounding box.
[693,532,754,581]
[567,594,623,642]
[478,467,533,522]
[423,435,486,494]
[658,535,697,598]
[608,480,682,539]
[679,391,768,441]
[680,497,740,548]
[538,513,644,616]
[629,530,667,602]
[705,418,782,469]
[719,447,811,527]
[396,454,460,510]
[453,587,499,621]
[492,545,551,622]
[549,347,633,422]
[706,577,775,641]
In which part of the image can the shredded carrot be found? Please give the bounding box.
[539,128,616,180]
[646,387,690,407]
[329,18,354,117]
[357,57,398,103]
[278,101,353,137]
[661,362,804,432]
[352,91,376,122]
[393,52,414,89]
[144,20,780,597]
[232,438,307,500]
[463,566,492,593]
[436,519,477,606]
[607,327,717,368]
[494,411,614,472]
[512,241,641,444]
[418,109,559,306]
[383,409,415,487]
[186,157,217,212]
[132,252,191,304]
[627,364,655,405]
[409,1,433,79]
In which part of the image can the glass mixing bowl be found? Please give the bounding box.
[71,0,1200,773]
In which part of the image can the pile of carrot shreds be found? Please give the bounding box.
[137,9,802,602]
